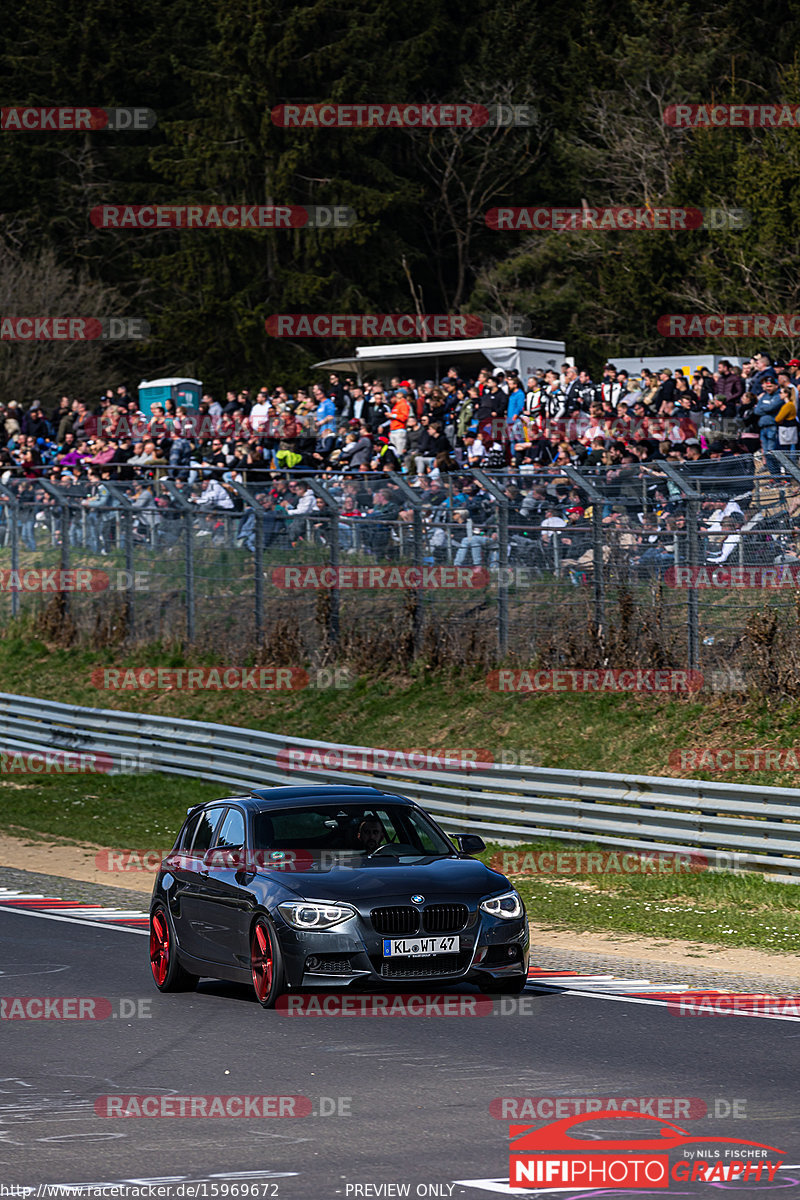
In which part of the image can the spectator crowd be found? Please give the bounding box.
[2,353,799,573]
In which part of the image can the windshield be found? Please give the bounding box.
[251,803,454,860]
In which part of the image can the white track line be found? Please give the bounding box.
[0,906,149,935]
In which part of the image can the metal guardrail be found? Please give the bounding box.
[1,691,799,878]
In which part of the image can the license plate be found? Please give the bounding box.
[382,936,459,958]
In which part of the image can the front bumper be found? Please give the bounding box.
[275,911,529,989]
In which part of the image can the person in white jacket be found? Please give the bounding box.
[285,480,316,541]
[193,477,234,509]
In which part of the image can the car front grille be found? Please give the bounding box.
[379,953,469,979]
[422,904,468,933]
[371,906,419,935]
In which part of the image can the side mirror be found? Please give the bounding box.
[203,847,244,870]
[456,834,486,855]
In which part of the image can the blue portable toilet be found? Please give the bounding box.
[138,377,202,420]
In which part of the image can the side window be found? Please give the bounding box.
[215,808,246,850]
[191,806,226,853]
[176,811,201,849]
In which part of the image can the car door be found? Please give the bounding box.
[189,806,256,966]
[173,804,227,961]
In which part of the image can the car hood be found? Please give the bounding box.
[261,856,510,902]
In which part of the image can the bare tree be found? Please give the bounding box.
[0,240,129,405]
[408,81,546,311]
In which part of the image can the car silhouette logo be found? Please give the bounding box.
[411,895,424,904]
[510,1111,784,1155]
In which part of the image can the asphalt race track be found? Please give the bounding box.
[1,899,800,1198]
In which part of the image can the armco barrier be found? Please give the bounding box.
[1,692,799,878]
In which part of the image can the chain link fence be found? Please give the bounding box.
[3,454,800,678]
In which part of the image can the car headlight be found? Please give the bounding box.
[277,900,357,930]
[479,890,524,920]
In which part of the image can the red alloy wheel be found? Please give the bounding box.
[150,908,170,986]
[251,919,274,1002]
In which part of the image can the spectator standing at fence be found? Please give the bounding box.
[755,376,783,474]
[81,469,112,554]
[775,385,798,460]
[386,387,411,457]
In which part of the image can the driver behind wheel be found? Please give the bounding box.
[355,815,386,854]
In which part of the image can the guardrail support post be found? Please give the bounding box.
[472,469,508,658]
[390,472,425,657]
[658,462,702,671]
[0,485,19,619]
[306,478,341,646]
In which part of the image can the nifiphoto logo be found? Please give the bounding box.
[507,1110,784,1190]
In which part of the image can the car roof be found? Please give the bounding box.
[193,786,413,813]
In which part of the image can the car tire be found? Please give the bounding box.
[250,914,286,1009]
[150,903,198,992]
[478,975,527,995]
